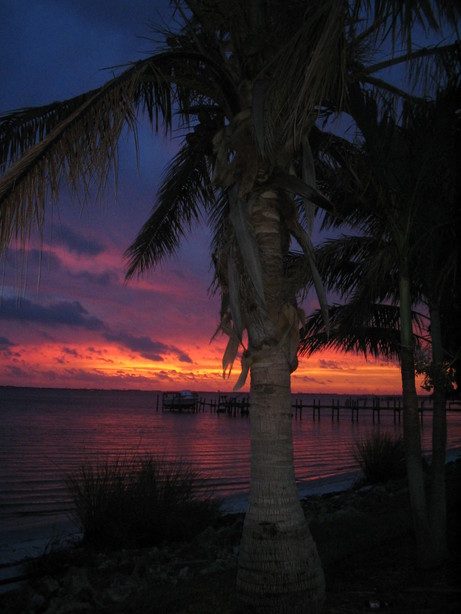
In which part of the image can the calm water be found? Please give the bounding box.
[1,387,461,564]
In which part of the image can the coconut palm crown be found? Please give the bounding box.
[1,1,460,611]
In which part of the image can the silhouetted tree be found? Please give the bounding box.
[301,83,461,567]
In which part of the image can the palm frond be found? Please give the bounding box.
[353,0,461,51]
[267,0,349,143]
[125,134,215,277]
[0,35,240,256]
[0,56,176,253]
[0,92,97,169]
[300,302,409,360]
[363,42,461,98]
[307,234,395,300]
[228,186,265,305]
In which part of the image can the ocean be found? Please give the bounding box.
[1,386,461,568]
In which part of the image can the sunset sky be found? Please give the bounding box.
[0,1,410,394]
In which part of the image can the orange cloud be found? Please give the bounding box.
[1,333,408,395]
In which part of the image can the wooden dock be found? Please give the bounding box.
[154,393,449,423]
[198,394,250,416]
[291,396,432,423]
[160,391,199,413]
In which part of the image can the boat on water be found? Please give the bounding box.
[162,390,199,412]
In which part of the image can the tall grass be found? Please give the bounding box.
[66,454,222,550]
[353,432,406,484]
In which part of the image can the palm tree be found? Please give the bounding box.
[1,1,459,610]
[404,86,461,556]
[301,83,461,567]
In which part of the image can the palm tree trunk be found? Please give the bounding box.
[237,349,325,613]
[399,272,437,568]
[428,303,448,561]
[236,193,325,613]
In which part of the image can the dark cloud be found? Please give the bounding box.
[61,347,81,357]
[173,347,194,364]
[72,270,117,287]
[319,359,343,371]
[104,331,165,361]
[85,347,114,363]
[4,365,30,379]
[3,247,114,288]
[296,375,325,384]
[3,247,61,271]
[0,297,105,331]
[103,331,192,363]
[0,336,20,358]
[1,297,192,366]
[53,225,105,256]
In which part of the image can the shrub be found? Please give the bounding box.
[66,454,222,550]
[352,432,406,484]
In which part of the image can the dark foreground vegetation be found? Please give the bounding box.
[1,456,460,613]
[66,455,222,551]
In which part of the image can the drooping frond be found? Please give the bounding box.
[353,0,461,52]
[267,0,349,145]
[125,130,216,277]
[0,37,240,256]
[299,301,426,361]
[0,92,97,169]
[313,235,396,299]
[0,56,177,253]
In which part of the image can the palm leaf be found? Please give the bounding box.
[300,302,407,360]
[252,79,270,157]
[0,56,175,253]
[222,329,240,379]
[0,92,98,169]
[300,137,317,235]
[303,299,427,360]
[125,135,215,276]
[271,173,335,214]
[0,40,239,255]
[228,186,265,305]
[227,247,244,341]
[312,235,397,301]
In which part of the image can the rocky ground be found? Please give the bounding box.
[1,461,460,613]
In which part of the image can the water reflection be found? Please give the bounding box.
[1,388,460,537]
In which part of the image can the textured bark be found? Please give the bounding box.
[399,273,437,568]
[428,304,448,561]
[236,195,325,613]
[237,350,325,613]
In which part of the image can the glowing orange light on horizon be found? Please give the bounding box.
[0,335,413,395]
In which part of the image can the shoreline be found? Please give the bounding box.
[3,448,460,584]
[2,458,460,613]
[0,468,365,593]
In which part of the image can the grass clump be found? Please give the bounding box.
[353,432,406,484]
[66,454,222,550]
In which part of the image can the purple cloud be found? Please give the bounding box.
[103,331,192,363]
[53,225,105,256]
[0,297,105,330]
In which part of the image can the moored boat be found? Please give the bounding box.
[162,390,198,411]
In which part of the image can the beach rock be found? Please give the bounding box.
[45,597,90,613]
[62,566,93,596]
[27,589,47,611]
[194,525,219,553]
[102,577,138,603]
[36,575,60,598]
[178,565,191,580]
